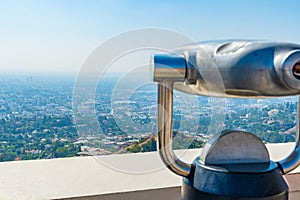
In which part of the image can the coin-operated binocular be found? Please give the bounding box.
[152,40,300,200]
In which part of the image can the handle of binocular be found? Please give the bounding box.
[157,80,300,177]
[278,96,300,174]
[157,81,192,177]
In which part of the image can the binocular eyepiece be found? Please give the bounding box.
[293,61,300,79]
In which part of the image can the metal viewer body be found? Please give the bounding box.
[153,40,300,200]
[155,40,300,97]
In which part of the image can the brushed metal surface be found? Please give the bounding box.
[172,40,300,98]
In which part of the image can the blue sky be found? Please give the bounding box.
[0,0,299,74]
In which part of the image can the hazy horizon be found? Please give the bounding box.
[0,0,299,74]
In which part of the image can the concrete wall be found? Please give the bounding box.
[0,144,299,200]
[59,174,300,200]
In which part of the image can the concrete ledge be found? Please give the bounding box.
[58,187,181,200]
[0,143,299,200]
[59,173,300,200]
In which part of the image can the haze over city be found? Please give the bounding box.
[0,0,299,75]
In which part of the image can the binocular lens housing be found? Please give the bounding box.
[293,61,300,80]
[153,41,300,98]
